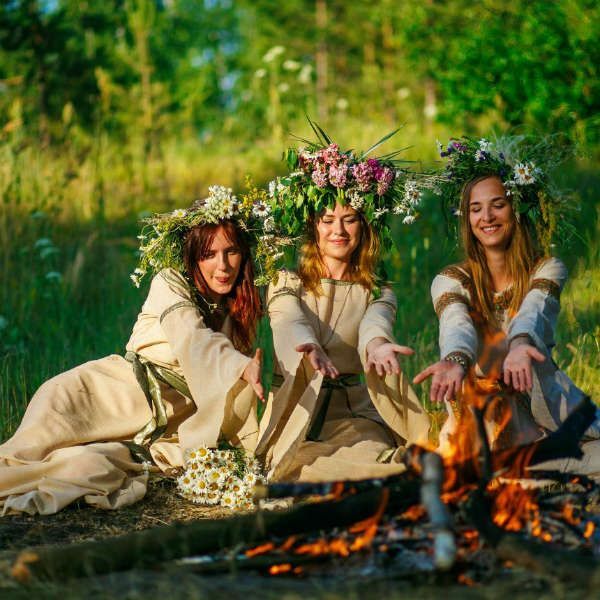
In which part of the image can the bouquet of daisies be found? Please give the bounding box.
[176,445,263,510]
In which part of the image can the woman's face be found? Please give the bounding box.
[316,203,361,263]
[198,226,242,301]
[468,177,515,252]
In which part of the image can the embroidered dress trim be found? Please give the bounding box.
[266,287,299,308]
[439,264,472,289]
[530,278,561,301]
[434,292,469,318]
[320,278,356,286]
[368,299,397,313]
[159,301,198,323]
[492,288,514,312]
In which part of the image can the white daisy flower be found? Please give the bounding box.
[252,201,271,218]
[478,138,491,152]
[171,208,187,218]
[403,180,422,206]
[348,190,364,211]
[513,162,535,185]
[220,491,236,508]
[402,214,416,225]
[373,208,389,219]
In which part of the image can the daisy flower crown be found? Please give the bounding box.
[131,183,278,288]
[266,120,426,261]
[431,135,574,250]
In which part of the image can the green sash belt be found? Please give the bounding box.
[125,351,192,449]
[271,372,362,442]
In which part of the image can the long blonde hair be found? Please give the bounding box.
[298,210,380,294]
[459,175,540,327]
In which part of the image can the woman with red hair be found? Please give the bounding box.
[0,186,267,514]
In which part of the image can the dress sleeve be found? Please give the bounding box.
[507,257,567,352]
[357,286,397,362]
[432,267,478,365]
[150,270,251,402]
[267,270,320,354]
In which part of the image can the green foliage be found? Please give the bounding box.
[0,1,598,440]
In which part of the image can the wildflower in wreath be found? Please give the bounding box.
[427,134,575,251]
[131,181,283,288]
[177,445,263,510]
[265,119,427,276]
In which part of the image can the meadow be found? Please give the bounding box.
[1,129,598,441]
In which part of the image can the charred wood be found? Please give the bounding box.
[11,488,388,582]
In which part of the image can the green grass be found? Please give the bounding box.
[0,136,598,440]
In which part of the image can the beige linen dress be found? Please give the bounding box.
[432,257,600,477]
[0,269,259,515]
[257,271,430,482]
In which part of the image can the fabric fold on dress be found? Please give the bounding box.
[257,270,430,482]
[0,268,259,515]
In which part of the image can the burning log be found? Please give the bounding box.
[446,396,597,488]
[464,489,600,586]
[11,487,388,582]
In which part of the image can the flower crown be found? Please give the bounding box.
[266,121,425,257]
[431,135,574,249]
[131,184,278,288]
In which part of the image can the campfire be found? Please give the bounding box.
[11,379,600,586]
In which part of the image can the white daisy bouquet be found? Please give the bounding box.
[176,445,263,510]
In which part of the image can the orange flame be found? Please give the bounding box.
[245,542,274,558]
[268,563,292,575]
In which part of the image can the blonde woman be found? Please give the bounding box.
[257,132,430,482]
[414,137,600,476]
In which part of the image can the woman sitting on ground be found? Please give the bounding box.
[0,185,268,514]
[256,132,430,482]
[413,137,599,475]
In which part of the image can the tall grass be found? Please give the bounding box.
[0,134,598,440]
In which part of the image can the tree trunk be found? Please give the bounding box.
[315,0,328,122]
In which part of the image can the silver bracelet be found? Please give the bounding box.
[443,352,469,372]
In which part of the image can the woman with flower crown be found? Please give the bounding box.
[0,185,271,514]
[256,126,430,482]
[413,137,600,475]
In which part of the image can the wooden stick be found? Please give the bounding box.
[12,488,387,582]
[419,451,456,570]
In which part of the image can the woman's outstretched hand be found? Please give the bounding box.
[413,361,465,403]
[503,343,545,392]
[365,337,414,376]
[295,343,339,379]
[242,348,265,402]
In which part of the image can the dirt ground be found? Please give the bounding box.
[0,476,595,600]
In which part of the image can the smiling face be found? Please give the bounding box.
[197,225,242,302]
[315,203,362,265]
[468,176,515,253]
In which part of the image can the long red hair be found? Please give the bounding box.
[183,221,261,353]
